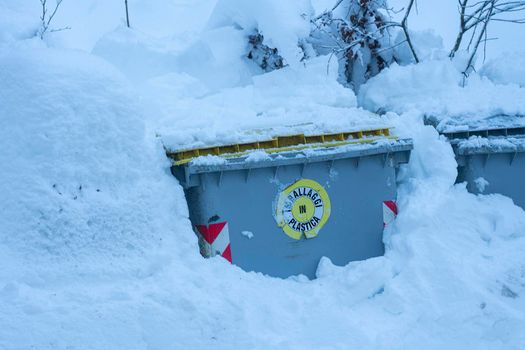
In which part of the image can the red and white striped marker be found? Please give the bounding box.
[195,222,232,263]
[383,200,398,227]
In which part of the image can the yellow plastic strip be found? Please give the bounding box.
[172,135,398,166]
[167,127,394,162]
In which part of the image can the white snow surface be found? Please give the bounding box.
[481,52,525,87]
[1,1,525,349]
[359,59,525,129]
[91,18,389,151]
[153,54,389,151]
[207,0,312,67]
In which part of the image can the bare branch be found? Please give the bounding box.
[401,0,420,63]
[46,0,63,28]
[450,0,525,73]
[124,0,130,28]
[463,0,495,75]
[450,0,469,57]
[38,0,68,39]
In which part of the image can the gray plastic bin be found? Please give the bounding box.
[426,114,525,208]
[169,132,413,279]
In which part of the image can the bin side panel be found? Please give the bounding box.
[191,154,397,279]
[458,153,525,209]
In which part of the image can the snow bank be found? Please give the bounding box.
[0,41,199,348]
[358,59,525,123]
[0,42,190,275]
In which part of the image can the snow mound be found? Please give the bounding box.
[394,29,447,63]
[481,52,525,87]
[0,1,39,44]
[39,0,218,51]
[358,60,525,121]
[0,44,188,274]
[92,26,183,83]
[207,0,312,66]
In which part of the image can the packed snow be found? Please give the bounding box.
[2,0,525,349]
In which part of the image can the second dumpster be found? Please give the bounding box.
[169,129,413,279]
[426,114,525,209]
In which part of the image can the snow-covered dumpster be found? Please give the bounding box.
[168,129,413,279]
[426,114,525,208]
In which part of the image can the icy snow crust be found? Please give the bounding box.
[1,0,525,349]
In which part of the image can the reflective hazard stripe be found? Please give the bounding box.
[195,222,232,263]
[383,201,398,227]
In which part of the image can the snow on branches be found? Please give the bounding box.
[247,31,287,73]
[310,0,403,90]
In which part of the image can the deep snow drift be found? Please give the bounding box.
[1,0,525,349]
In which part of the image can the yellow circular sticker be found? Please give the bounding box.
[275,179,331,240]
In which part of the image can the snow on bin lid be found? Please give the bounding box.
[177,137,413,173]
[161,108,390,150]
[162,108,397,165]
[456,135,525,155]
[166,126,396,165]
[425,114,525,138]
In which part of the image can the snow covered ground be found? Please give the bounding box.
[1,0,525,349]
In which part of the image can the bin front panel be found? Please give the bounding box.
[457,152,525,209]
[185,154,397,279]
